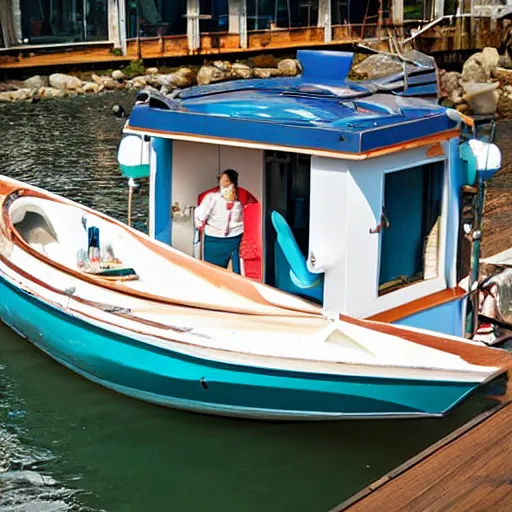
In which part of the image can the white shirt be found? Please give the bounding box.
[195,192,244,238]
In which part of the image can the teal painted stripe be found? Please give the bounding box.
[0,275,480,418]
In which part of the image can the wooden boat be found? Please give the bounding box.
[0,175,508,420]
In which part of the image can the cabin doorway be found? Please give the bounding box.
[264,151,319,301]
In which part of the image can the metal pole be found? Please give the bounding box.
[83,0,87,41]
[136,0,141,58]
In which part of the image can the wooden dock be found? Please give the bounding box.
[332,400,512,512]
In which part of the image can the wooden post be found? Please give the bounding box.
[228,0,240,33]
[108,0,127,54]
[318,0,331,43]
[187,0,200,52]
[228,0,247,48]
[391,0,403,25]
[434,0,445,18]
[12,0,22,44]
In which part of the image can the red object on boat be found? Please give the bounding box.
[197,187,262,281]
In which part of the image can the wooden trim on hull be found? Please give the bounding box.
[367,288,467,323]
[124,125,460,161]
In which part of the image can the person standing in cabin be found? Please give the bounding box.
[195,169,249,273]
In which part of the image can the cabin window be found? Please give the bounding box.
[378,162,444,296]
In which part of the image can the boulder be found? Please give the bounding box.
[171,67,196,88]
[131,76,147,89]
[38,87,66,99]
[253,68,282,79]
[251,54,278,68]
[83,82,100,93]
[91,74,103,85]
[24,75,46,90]
[462,47,499,84]
[498,84,512,118]
[146,67,159,75]
[213,60,231,72]
[102,78,122,90]
[493,67,512,86]
[277,58,301,76]
[351,54,403,79]
[196,65,229,85]
[49,73,82,90]
[0,92,14,102]
[231,63,253,79]
[439,70,465,104]
[112,69,125,81]
[0,80,25,92]
[9,89,32,101]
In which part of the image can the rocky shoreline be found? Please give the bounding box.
[2,49,512,119]
[0,56,301,104]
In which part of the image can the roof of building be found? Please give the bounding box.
[126,50,457,157]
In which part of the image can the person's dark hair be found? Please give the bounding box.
[220,169,239,188]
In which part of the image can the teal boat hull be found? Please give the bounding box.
[0,274,483,420]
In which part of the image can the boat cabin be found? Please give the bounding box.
[119,50,501,338]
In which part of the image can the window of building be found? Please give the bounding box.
[126,0,187,38]
[378,162,444,296]
[20,0,108,44]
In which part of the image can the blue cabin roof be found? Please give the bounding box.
[126,50,457,156]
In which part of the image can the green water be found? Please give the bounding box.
[0,92,501,512]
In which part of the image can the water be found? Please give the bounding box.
[0,92,504,511]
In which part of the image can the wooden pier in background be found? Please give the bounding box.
[332,400,512,512]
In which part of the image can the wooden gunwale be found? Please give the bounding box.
[367,287,467,323]
[0,184,320,318]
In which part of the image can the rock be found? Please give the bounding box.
[462,47,499,84]
[0,92,14,102]
[493,67,512,86]
[251,54,278,68]
[83,82,100,93]
[102,78,122,90]
[253,68,282,79]
[0,80,25,92]
[38,87,66,99]
[213,60,231,72]
[9,88,32,101]
[24,75,46,90]
[49,73,82,90]
[91,73,103,85]
[498,84,512,118]
[439,70,465,104]
[231,63,253,79]
[277,58,300,76]
[352,54,403,79]
[196,65,229,85]
[146,67,159,75]
[172,67,196,88]
[131,76,147,88]
[112,69,125,81]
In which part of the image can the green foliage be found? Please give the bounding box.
[122,59,145,78]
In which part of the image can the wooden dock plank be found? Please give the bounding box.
[334,402,512,512]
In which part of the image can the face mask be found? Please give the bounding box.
[220,184,234,200]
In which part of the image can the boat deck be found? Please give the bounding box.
[332,399,512,512]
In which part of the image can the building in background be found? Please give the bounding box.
[1,0,511,67]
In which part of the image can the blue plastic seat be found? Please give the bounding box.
[270,211,323,303]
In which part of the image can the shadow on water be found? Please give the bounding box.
[0,92,505,512]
